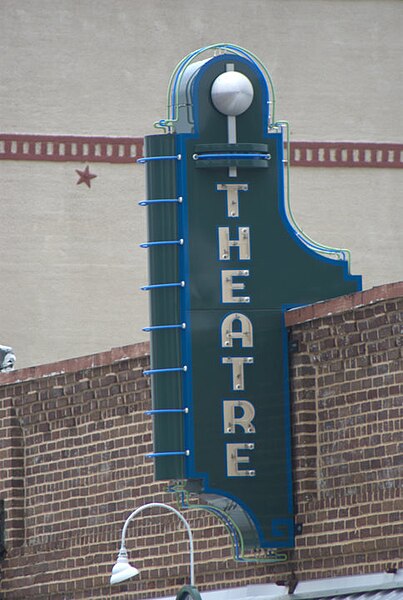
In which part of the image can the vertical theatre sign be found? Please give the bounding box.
[139,45,361,551]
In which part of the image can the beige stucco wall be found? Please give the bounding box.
[1,0,402,140]
[0,0,402,368]
[290,167,403,285]
[0,161,146,368]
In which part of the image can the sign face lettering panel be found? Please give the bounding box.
[182,131,294,544]
[143,50,361,550]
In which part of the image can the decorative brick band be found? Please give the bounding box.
[285,280,403,326]
[0,342,150,385]
[0,134,402,168]
[289,141,403,168]
[0,134,143,163]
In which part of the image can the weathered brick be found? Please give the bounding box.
[1,294,402,598]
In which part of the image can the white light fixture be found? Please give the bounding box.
[110,502,195,586]
[110,547,139,585]
[211,71,254,116]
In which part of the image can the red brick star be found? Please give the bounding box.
[76,165,97,188]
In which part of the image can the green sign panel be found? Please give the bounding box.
[141,46,361,551]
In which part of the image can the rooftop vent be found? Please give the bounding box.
[0,345,16,372]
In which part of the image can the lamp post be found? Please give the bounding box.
[110,501,199,596]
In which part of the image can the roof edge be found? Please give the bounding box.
[0,341,150,386]
[285,280,403,327]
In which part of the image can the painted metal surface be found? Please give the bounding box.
[143,135,185,480]
[290,141,403,168]
[141,47,362,551]
[322,593,403,600]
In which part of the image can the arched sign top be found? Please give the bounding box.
[172,53,270,139]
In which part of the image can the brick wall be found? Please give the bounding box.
[286,281,402,580]
[0,283,401,599]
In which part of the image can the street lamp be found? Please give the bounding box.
[110,501,200,597]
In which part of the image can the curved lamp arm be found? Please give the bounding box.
[116,502,195,587]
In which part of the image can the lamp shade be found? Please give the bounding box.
[110,550,139,585]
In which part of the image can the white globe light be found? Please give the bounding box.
[211,71,254,116]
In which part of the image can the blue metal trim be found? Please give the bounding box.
[176,134,194,479]
[140,239,184,248]
[139,198,182,206]
[193,152,271,161]
[146,451,189,458]
[137,154,181,163]
[141,281,185,291]
[169,44,274,126]
[280,309,295,518]
[143,366,188,375]
[143,323,186,331]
